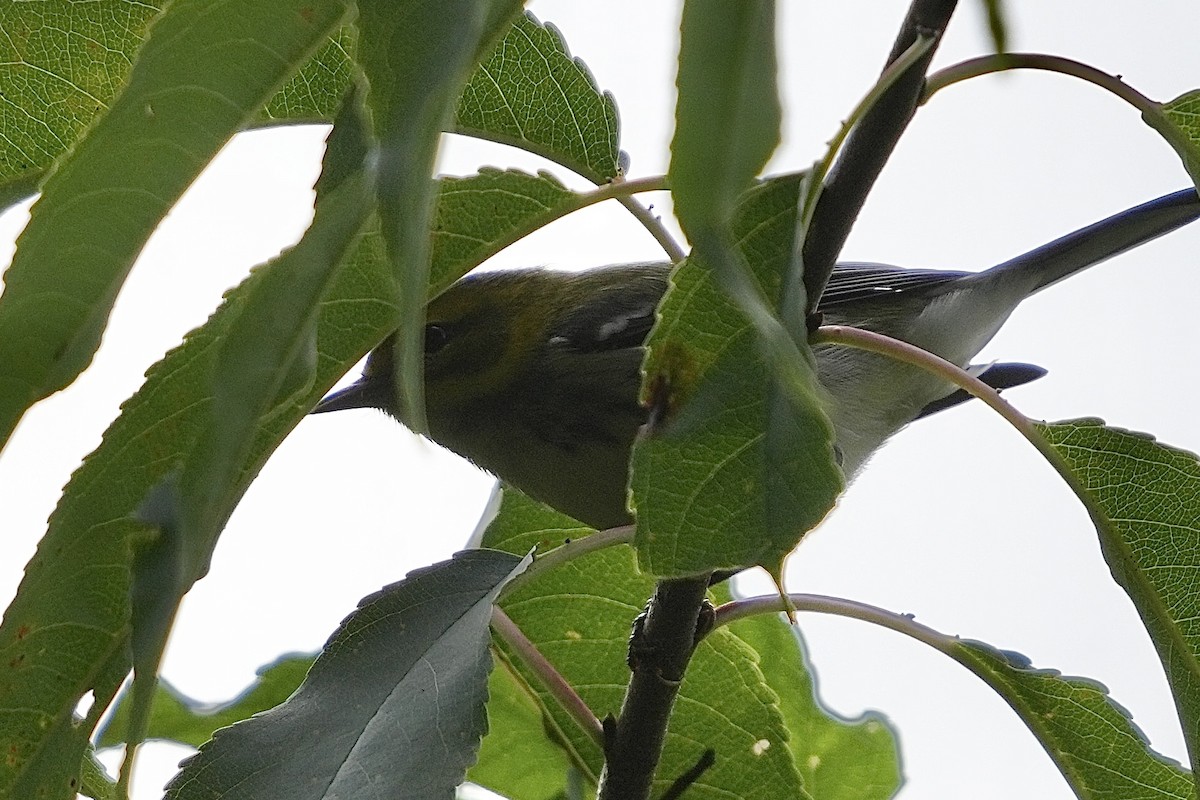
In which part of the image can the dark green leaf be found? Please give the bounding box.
[166,549,529,800]
[97,654,315,749]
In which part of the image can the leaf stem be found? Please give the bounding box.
[799,0,958,308]
[490,606,605,747]
[923,52,1157,112]
[500,524,636,599]
[713,591,953,653]
[798,33,936,242]
[923,53,1200,184]
[811,324,1107,542]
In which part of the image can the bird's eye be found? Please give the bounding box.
[424,323,449,355]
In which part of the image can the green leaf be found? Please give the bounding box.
[953,639,1194,799]
[97,655,315,749]
[469,662,583,800]
[670,0,780,232]
[125,475,188,768]
[355,0,523,432]
[632,175,841,576]
[116,95,377,776]
[1157,90,1200,188]
[1040,419,1200,779]
[432,168,577,280]
[177,86,375,580]
[165,549,530,800]
[483,493,809,799]
[260,27,358,124]
[0,167,593,797]
[0,0,166,195]
[0,0,352,450]
[457,12,622,183]
[0,8,626,212]
[726,611,902,800]
[79,749,117,800]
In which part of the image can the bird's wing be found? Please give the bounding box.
[818,262,973,308]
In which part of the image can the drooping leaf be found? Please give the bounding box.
[655,4,837,578]
[0,0,352,451]
[0,166,603,799]
[1040,419,1200,779]
[633,175,841,576]
[355,0,524,431]
[670,0,780,234]
[176,84,375,582]
[166,549,529,800]
[954,639,1194,799]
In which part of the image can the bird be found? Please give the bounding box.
[313,188,1200,531]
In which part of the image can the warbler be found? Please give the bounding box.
[314,188,1200,529]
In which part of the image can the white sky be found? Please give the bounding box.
[2,1,1199,798]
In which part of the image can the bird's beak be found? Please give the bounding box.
[311,376,388,415]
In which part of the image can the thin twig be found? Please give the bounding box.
[490,606,605,747]
[800,0,958,310]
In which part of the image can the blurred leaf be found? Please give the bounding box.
[125,476,188,764]
[166,549,529,800]
[97,654,315,749]
[0,0,352,452]
[457,12,622,182]
[952,639,1194,799]
[0,164,602,800]
[483,492,808,799]
[670,0,780,232]
[633,175,841,576]
[657,3,836,578]
[726,609,902,799]
[980,0,1009,53]
[177,85,375,581]
[355,0,523,431]
[1040,419,1200,779]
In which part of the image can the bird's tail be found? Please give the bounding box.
[989,187,1200,293]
